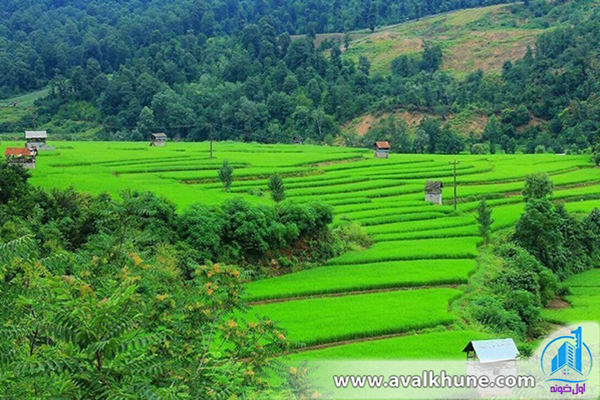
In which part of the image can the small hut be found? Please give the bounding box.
[463,339,519,396]
[374,141,390,158]
[5,147,37,169]
[150,133,168,147]
[463,339,519,363]
[425,181,443,205]
[25,131,47,150]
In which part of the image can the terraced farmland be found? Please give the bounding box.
[542,269,600,326]
[3,140,599,361]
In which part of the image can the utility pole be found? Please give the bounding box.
[449,159,460,211]
[209,123,213,159]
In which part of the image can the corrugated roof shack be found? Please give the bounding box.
[463,339,519,397]
[5,147,37,169]
[25,131,48,150]
[425,181,443,205]
[150,133,167,147]
[374,141,390,158]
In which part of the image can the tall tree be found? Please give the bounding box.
[268,173,286,202]
[476,199,494,245]
[522,173,554,202]
[218,160,234,191]
[368,1,378,33]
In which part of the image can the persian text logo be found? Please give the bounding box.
[541,326,593,384]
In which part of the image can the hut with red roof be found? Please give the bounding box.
[4,147,37,169]
[374,141,391,159]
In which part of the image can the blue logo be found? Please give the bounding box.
[541,327,593,383]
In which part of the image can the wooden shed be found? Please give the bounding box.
[425,181,443,205]
[150,132,168,147]
[5,147,37,169]
[374,141,390,158]
[25,130,47,150]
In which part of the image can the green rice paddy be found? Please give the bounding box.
[542,269,600,326]
[2,139,599,361]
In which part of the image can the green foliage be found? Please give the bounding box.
[476,199,493,245]
[178,198,335,270]
[218,160,234,192]
[514,199,567,276]
[0,160,31,204]
[522,172,554,202]
[268,173,286,202]
[0,183,296,397]
[470,143,487,154]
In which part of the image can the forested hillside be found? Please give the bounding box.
[1,0,599,155]
[0,0,509,94]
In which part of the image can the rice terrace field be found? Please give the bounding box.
[3,140,600,360]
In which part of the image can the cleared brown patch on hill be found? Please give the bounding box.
[396,110,428,126]
[344,110,429,137]
[351,114,377,136]
[443,30,539,73]
[345,109,487,137]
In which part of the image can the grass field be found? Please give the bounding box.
[2,139,599,361]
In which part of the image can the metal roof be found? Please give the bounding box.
[151,133,168,139]
[25,131,47,139]
[375,141,391,149]
[463,339,519,363]
[5,147,33,157]
[425,180,443,194]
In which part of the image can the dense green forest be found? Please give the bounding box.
[2,0,600,154]
[0,0,509,94]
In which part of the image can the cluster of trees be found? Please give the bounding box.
[0,161,352,275]
[469,174,600,339]
[1,161,357,397]
[179,198,337,270]
[359,115,465,154]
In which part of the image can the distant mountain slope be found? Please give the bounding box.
[344,4,547,76]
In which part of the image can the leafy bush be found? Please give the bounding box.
[178,198,335,269]
[469,295,526,337]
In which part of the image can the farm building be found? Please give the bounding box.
[425,181,443,205]
[5,147,37,169]
[374,141,390,158]
[25,131,48,150]
[150,133,168,146]
[463,338,519,396]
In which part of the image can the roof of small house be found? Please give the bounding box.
[25,131,47,139]
[5,147,33,157]
[462,339,519,363]
[375,141,391,150]
[425,180,443,194]
[151,132,168,139]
